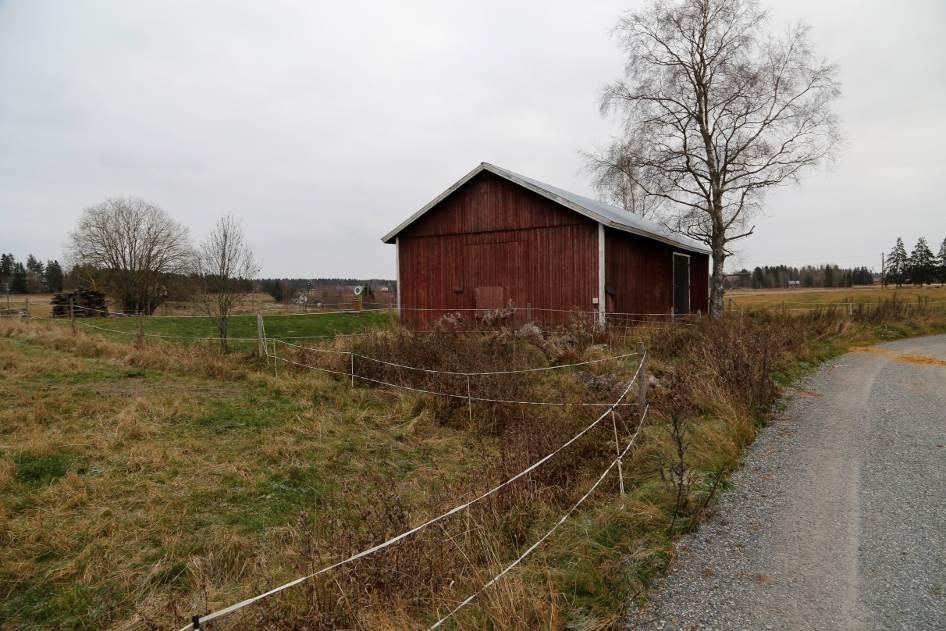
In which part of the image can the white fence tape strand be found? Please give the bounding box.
[277,339,638,376]
[74,320,258,342]
[428,403,650,629]
[177,354,645,631]
[270,346,636,407]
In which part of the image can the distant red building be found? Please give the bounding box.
[382,162,710,327]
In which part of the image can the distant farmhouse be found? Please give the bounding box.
[383,162,709,327]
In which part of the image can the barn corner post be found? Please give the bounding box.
[394,236,401,321]
[597,223,606,329]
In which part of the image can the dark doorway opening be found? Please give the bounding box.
[673,253,690,315]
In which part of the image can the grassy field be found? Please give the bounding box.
[3,306,946,629]
[0,330,481,628]
[0,292,395,319]
[3,292,394,348]
[68,311,394,347]
[727,284,946,307]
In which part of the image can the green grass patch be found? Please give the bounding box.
[194,388,304,432]
[13,451,73,487]
[70,310,394,345]
[0,579,124,630]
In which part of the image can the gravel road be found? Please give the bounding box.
[628,334,946,630]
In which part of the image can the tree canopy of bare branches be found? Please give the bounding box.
[194,215,259,348]
[69,198,191,314]
[584,139,662,219]
[591,0,841,316]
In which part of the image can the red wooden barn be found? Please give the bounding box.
[382,162,710,327]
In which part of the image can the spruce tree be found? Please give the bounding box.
[751,267,764,289]
[887,238,909,287]
[10,263,27,293]
[938,237,946,286]
[909,237,936,286]
[25,254,44,275]
[0,254,13,280]
[44,260,64,293]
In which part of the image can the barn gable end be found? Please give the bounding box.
[398,170,591,238]
[397,171,599,325]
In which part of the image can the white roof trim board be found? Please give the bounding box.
[381,162,711,255]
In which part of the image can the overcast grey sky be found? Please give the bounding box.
[1,0,944,278]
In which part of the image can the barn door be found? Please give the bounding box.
[673,253,690,315]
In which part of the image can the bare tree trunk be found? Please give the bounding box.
[218,315,229,353]
[710,249,726,318]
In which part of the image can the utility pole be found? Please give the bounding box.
[881,252,885,288]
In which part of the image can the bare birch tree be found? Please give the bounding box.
[591,0,840,316]
[195,215,260,350]
[584,139,661,219]
[69,198,191,314]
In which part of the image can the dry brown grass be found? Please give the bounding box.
[727,284,946,307]
[1,303,944,629]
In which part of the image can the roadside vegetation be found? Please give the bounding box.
[2,301,945,630]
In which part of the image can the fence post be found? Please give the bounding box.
[136,310,144,349]
[466,375,473,424]
[69,297,76,336]
[272,339,278,377]
[611,410,625,496]
[256,313,265,358]
[350,352,355,388]
[638,343,647,417]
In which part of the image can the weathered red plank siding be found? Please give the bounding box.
[604,228,710,318]
[398,172,598,327]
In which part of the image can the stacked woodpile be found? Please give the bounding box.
[51,290,109,318]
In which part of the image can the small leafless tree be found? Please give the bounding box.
[591,0,841,316]
[584,140,661,219]
[195,215,260,350]
[69,198,191,314]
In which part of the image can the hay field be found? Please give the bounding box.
[726,284,946,308]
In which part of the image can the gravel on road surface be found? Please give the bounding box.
[627,334,946,630]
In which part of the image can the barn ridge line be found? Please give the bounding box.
[380,161,710,255]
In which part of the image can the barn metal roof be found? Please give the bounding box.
[381,162,711,255]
